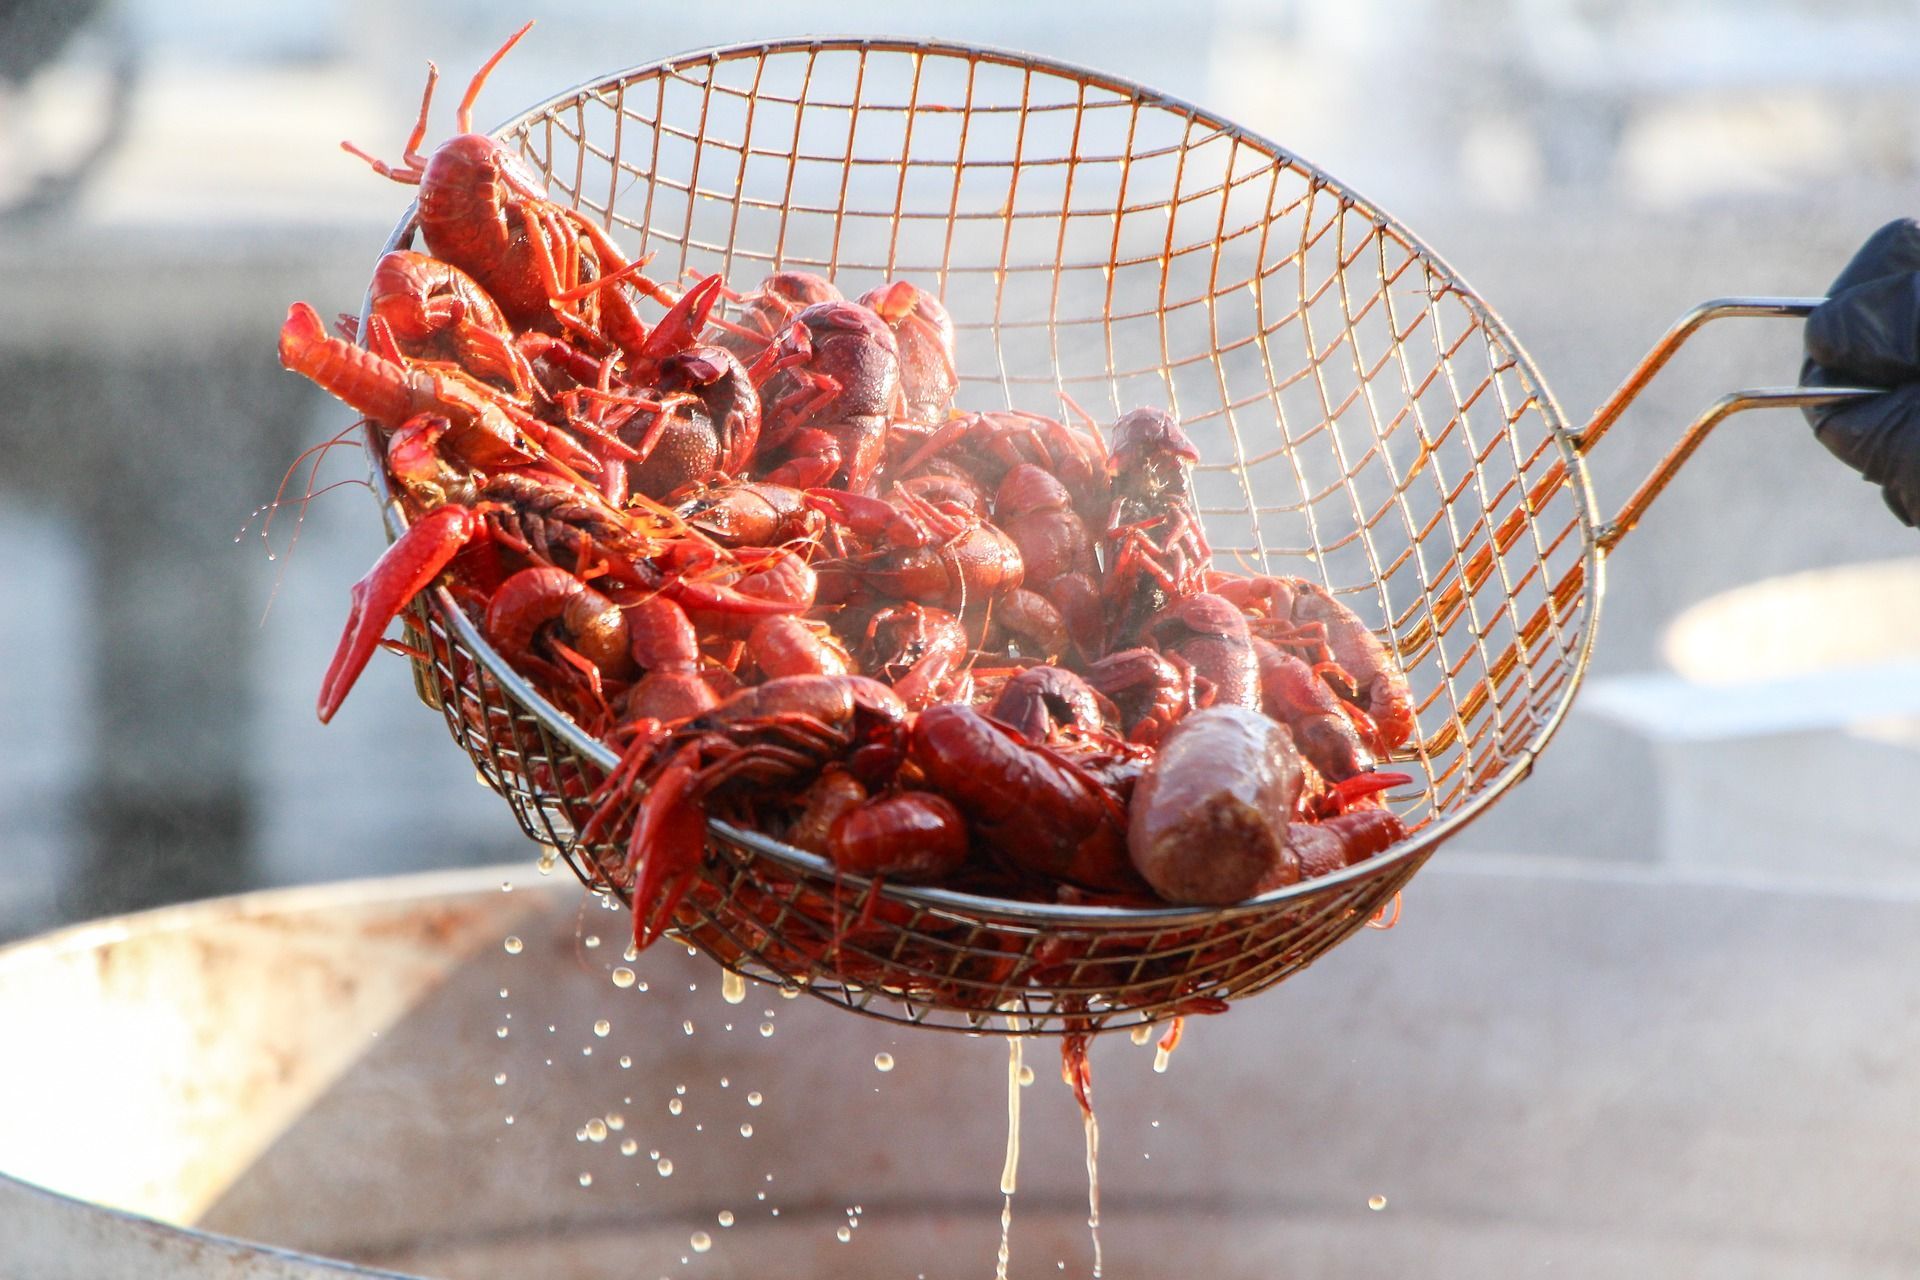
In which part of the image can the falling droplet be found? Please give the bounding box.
[721,969,747,1004]
[501,881,513,893]
[493,1073,507,1086]
[578,1173,593,1187]
[656,1157,674,1177]
[675,1084,687,1095]
[1152,1045,1172,1074]
[759,1022,775,1037]
[496,1026,509,1039]
[586,1119,608,1142]
[717,1210,735,1228]
[739,1123,754,1138]
[624,943,639,962]
[683,1020,695,1036]
[1369,1194,1387,1211]
[873,1052,895,1073]
[1017,1065,1035,1087]
[690,1232,712,1253]
[584,935,601,949]
[836,1226,852,1243]
[619,1056,633,1069]
[607,1113,625,1130]
[620,1139,638,1156]
[669,1098,683,1116]
[1130,1024,1153,1046]
[747,1091,763,1107]
[612,967,636,989]
[719,1077,730,1088]
[503,936,524,955]
[780,986,801,1000]
[594,1019,612,1038]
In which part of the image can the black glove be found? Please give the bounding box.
[1801,217,1920,527]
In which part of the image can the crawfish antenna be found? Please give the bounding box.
[459,21,535,134]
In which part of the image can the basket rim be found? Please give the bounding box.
[357,33,1604,930]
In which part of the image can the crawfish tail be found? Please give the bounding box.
[279,301,424,427]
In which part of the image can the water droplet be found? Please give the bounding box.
[576,1127,589,1142]
[586,1119,608,1142]
[1017,1065,1035,1087]
[578,1172,593,1187]
[607,1113,625,1130]
[612,967,636,988]
[503,1115,514,1125]
[620,1139,638,1156]
[499,988,509,999]
[624,943,640,962]
[719,1076,730,1088]
[656,1157,673,1177]
[721,969,747,1004]
[759,1022,775,1037]
[683,1020,695,1036]
[503,936,524,955]
[770,1208,780,1217]
[496,1026,510,1039]
[669,1098,683,1116]
[675,1084,687,1095]
[1369,1194,1387,1211]
[594,1019,612,1038]
[536,846,557,875]
[1130,1024,1154,1045]
[493,1072,507,1086]
[501,881,513,893]
[1152,1045,1172,1073]
[636,980,649,993]
[780,986,801,1000]
[619,1056,633,1069]
[690,1231,712,1253]
[1151,1120,1161,1128]
[873,1053,895,1073]
[739,1123,753,1138]
[584,935,601,949]
[474,770,491,789]
[717,1210,734,1228]
[836,1226,851,1243]
[581,1046,593,1056]
[747,1091,763,1107]
[756,1191,766,1201]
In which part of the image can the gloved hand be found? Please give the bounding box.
[1802,217,1920,527]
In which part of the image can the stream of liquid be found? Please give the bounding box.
[995,1035,1023,1280]
[1082,1069,1104,1278]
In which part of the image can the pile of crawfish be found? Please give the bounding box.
[280,25,1416,975]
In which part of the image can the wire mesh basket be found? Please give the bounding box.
[361,37,1871,1036]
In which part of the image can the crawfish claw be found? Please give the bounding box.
[317,504,480,723]
[625,743,709,949]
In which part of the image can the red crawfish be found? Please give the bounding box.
[807,488,1024,614]
[341,23,674,360]
[857,279,958,423]
[586,675,911,948]
[910,702,1140,893]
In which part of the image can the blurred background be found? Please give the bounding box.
[1,0,1917,939]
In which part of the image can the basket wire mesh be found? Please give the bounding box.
[359,38,1873,1036]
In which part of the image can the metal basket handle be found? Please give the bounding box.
[1571,297,1881,551]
